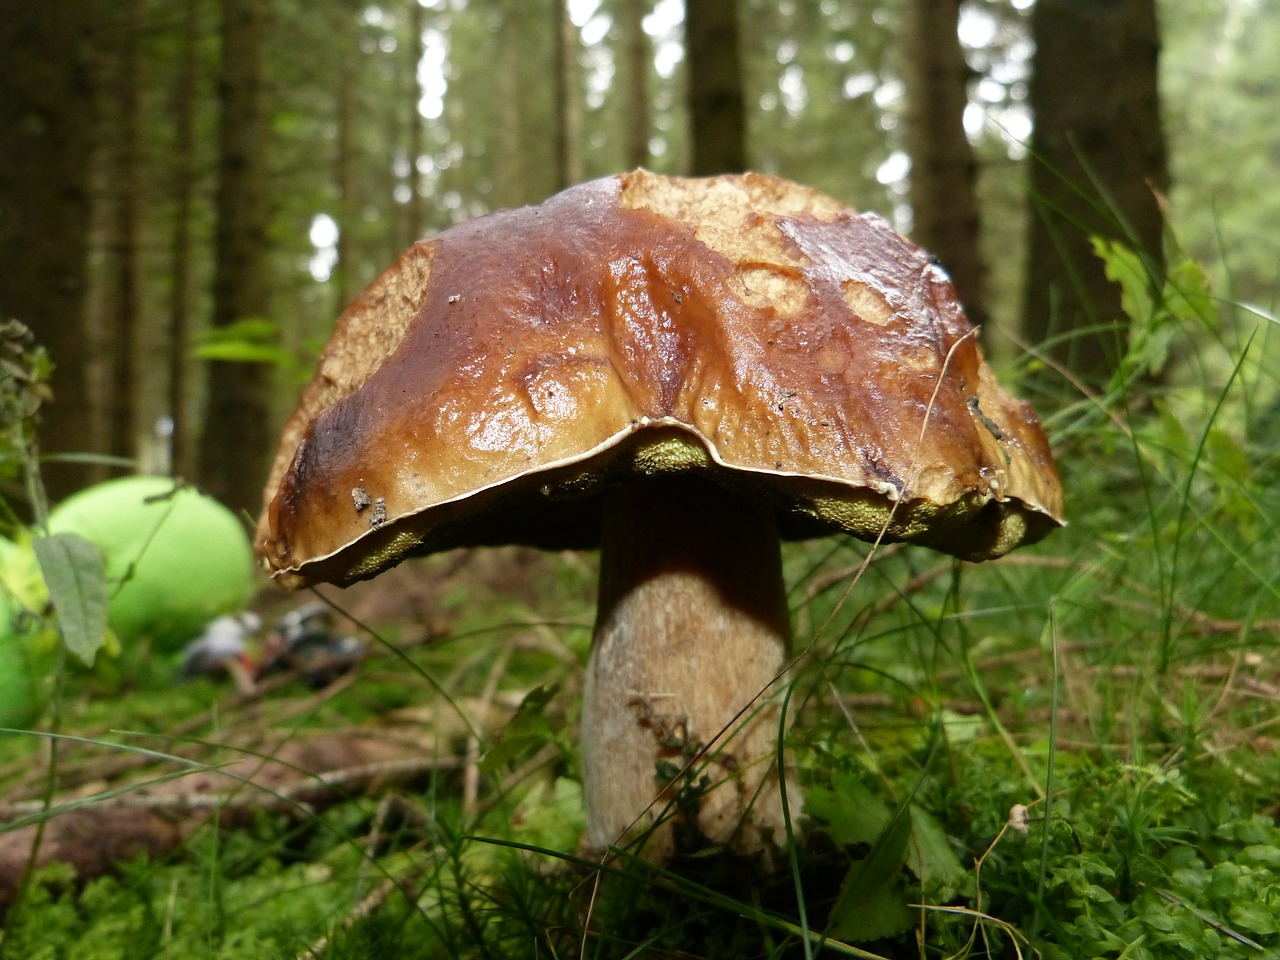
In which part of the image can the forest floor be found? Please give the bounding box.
[1,512,1278,960]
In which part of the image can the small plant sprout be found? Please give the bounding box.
[1008,803,1032,835]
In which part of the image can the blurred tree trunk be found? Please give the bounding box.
[495,8,525,206]
[198,0,274,516]
[334,2,358,312]
[402,0,427,246]
[686,0,746,175]
[0,1,96,502]
[622,0,651,169]
[106,0,146,469]
[1023,0,1168,383]
[553,0,583,190]
[167,0,201,480]
[902,0,986,328]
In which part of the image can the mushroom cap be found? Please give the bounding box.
[257,170,1064,588]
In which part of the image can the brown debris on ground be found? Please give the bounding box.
[0,727,457,909]
[0,545,569,910]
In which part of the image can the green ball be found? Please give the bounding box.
[0,646,37,728]
[0,584,39,729]
[48,476,255,652]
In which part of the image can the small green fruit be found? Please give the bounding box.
[0,587,39,729]
[0,647,37,728]
[48,476,255,652]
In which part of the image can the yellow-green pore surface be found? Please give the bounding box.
[257,171,1064,587]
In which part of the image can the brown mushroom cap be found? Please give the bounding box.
[256,170,1064,587]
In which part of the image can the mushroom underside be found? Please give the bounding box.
[266,426,1055,862]
[266,423,1057,590]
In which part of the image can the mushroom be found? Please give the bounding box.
[255,171,1064,862]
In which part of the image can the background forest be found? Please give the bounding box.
[0,1,1278,959]
[2,0,1277,512]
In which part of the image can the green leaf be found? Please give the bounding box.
[190,342,292,364]
[478,684,561,774]
[906,805,970,895]
[1094,236,1155,327]
[0,532,50,615]
[191,317,289,364]
[803,772,891,847]
[828,873,915,944]
[827,801,916,942]
[1163,256,1217,332]
[1241,844,1280,867]
[33,533,109,667]
[1094,236,1175,378]
[202,316,278,341]
[1229,900,1278,936]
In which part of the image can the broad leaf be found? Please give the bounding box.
[191,317,290,364]
[1094,236,1154,329]
[803,772,891,847]
[190,341,293,364]
[827,801,916,942]
[906,805,971,896]
[33,532,109,667]
[1164,256,1217,332]
[1230,899,1278,936]
[478,684,561,774]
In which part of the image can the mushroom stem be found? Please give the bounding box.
[581,475,797,861]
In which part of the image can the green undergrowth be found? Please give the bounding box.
[1,243,1278,958]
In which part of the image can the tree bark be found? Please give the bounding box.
[495,6,525,207]
[334,2,358,313]
[1023,0,1169,383]
[107,0,146,469]
[552,0,583,190]
[0,1,96,502]
[686,0,747,175]
[902,0,986,329]
[622,0,651,169]
[167,0,201,480]
[402,0,427,247]
[198,0,275,516]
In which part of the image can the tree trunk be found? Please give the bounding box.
[198,0,275,516]
[622,0,651,169]
[1023,0,1168,384]
[402,0,427,247]
[167,0,201,480]
[107,0,146,469]
[334,3,358,313]
[902,0,986,329]
[0,0,96,502]
[552,0,583,190]
[495,7,525,207]
[686,0,747,175]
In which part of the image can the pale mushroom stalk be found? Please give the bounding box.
[582,475,795,860]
